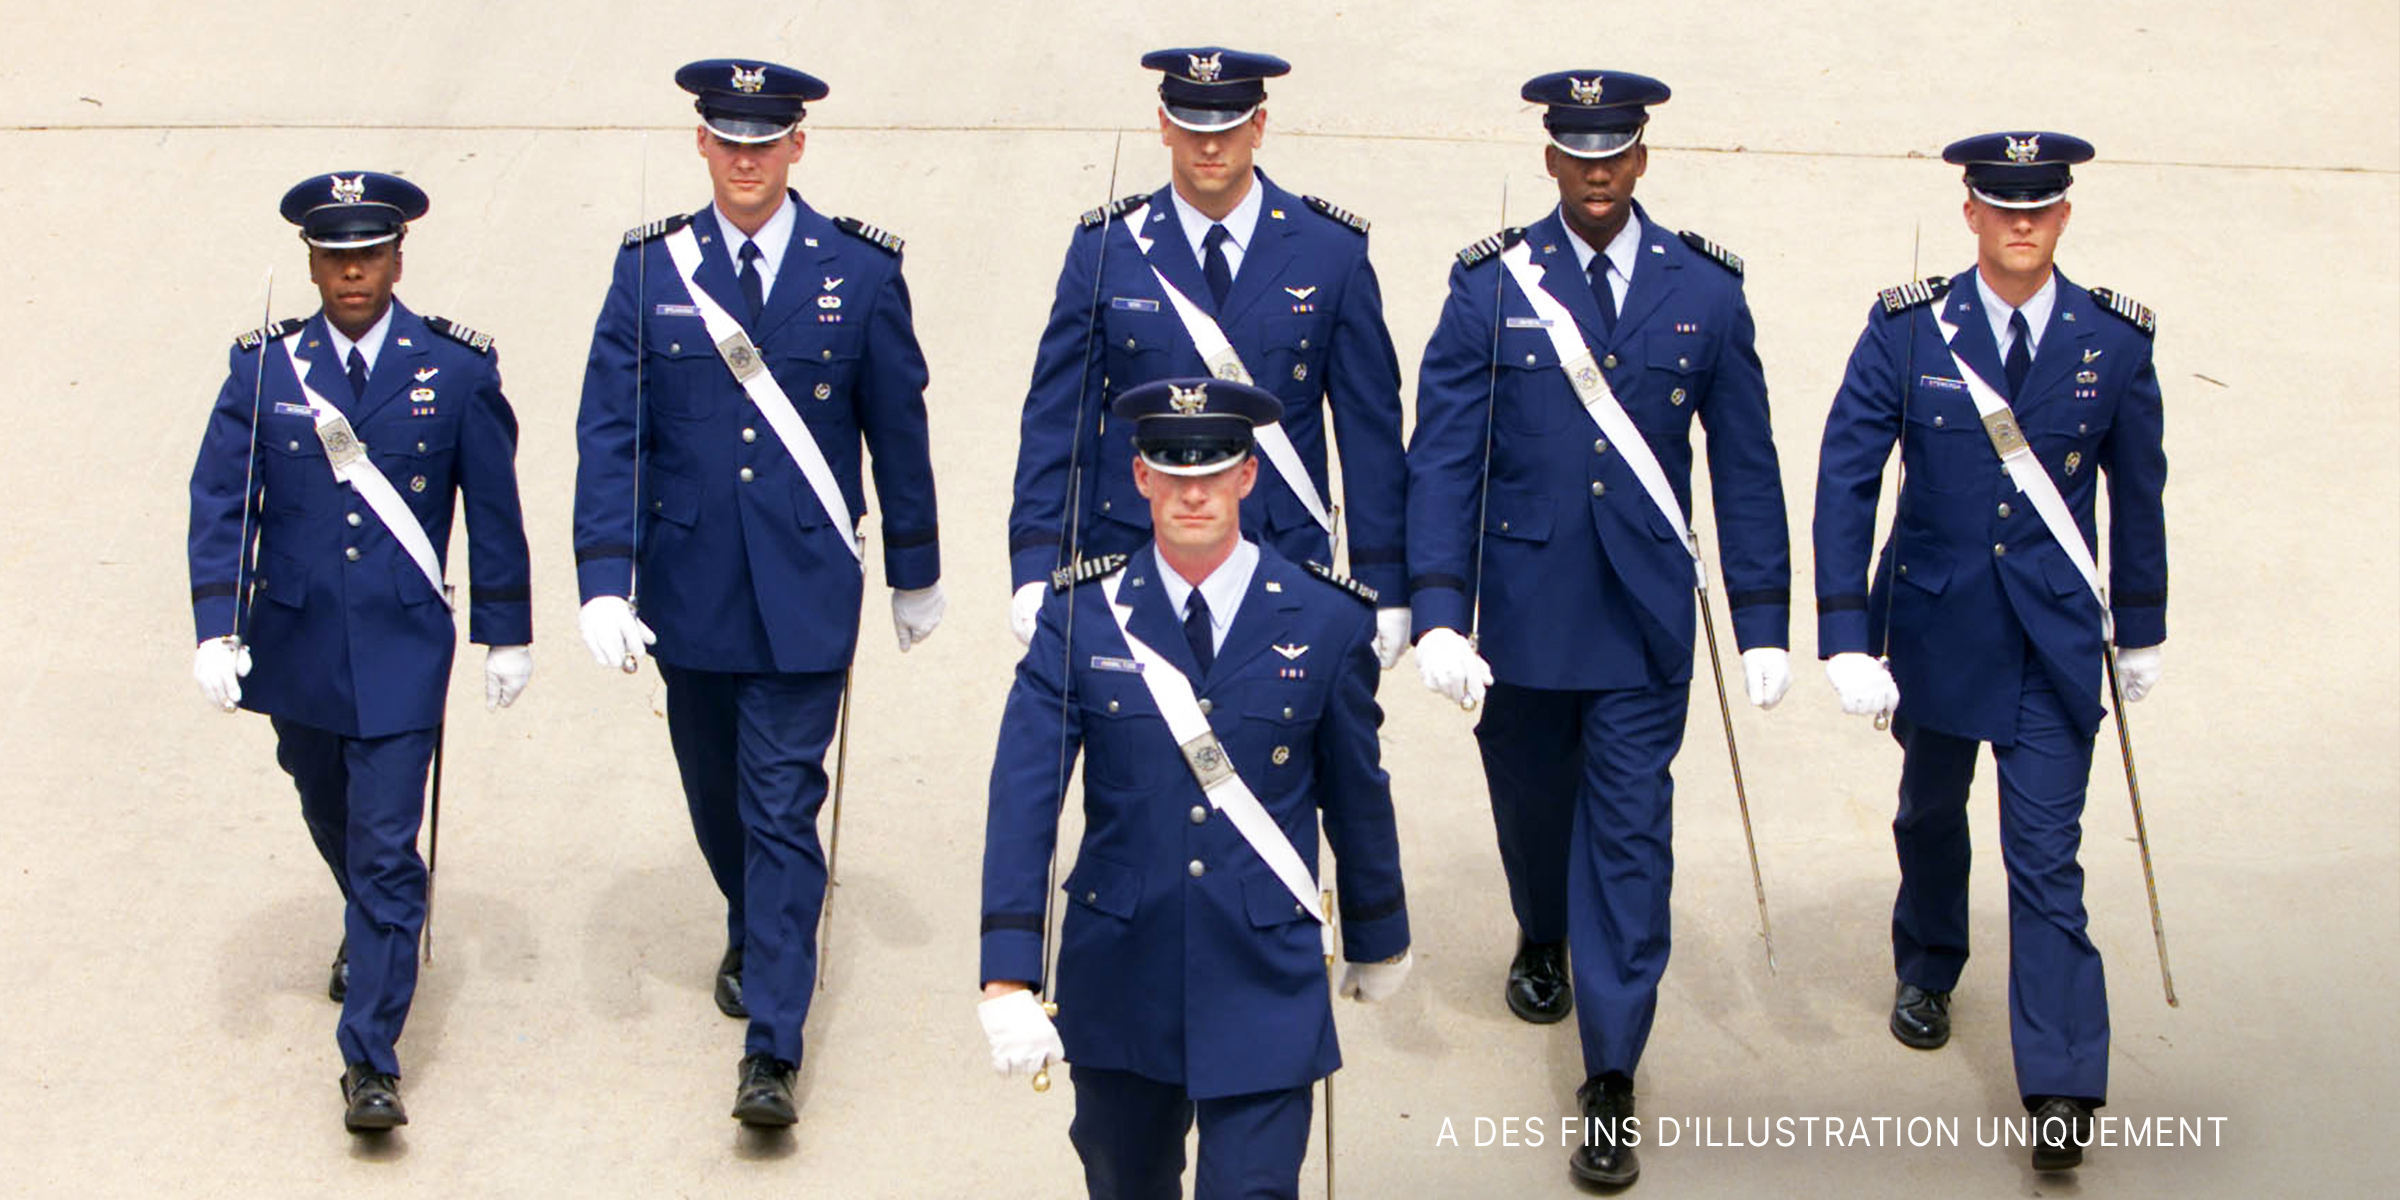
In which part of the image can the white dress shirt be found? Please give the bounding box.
[1152,538,1260,655]
[322,303,395,379]
[1974,268,2058,360]
[1558,206,1644,312]
[713,193,798,303]
[1169,172,1266,279]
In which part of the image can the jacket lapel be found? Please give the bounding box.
[352,301,427,424]
[753,192,831,345]
[1528,212,1615,355]
[1120,552,1207,682]
[1609,210,1680,344]
[292,315,352,415]
[1208,547,1304,684]
[2016,270,2094,413]
[1136,184,1218,319]
[1215,174,1300,328]
[682,207,754,330]
[1940,273,2008,395]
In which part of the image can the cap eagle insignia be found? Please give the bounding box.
[1168,382,1209,415]
[330,174,366,204]
[1187,52,1223,83]
[2005,134,2041,163]
[1568,76,1606,105]
[731,65,766,93]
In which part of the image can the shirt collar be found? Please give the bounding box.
[1558,206,1644,284]
[322,302,395,374]
[1974,268,2058,352]
[714,191,798,276]
[1151,537,1260,648]
[1170,171,1266,259]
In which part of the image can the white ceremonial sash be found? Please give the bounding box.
[1928,310,2114,642]
[661,225,863,564]
[279,336,451,609]
[1100,570,1328,931]
[1129,231,1336,537]
[1497,242,1705,587]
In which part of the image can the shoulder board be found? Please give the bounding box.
[1079,193,1152,228]
[2088,287,2157,337]
[1050,553,1130,593]
[233,317,305,352]
[834,216,904,255]
[1678,230,1744,276]
[423,316,495,355]
[1303,195,1370,235]
[622,213,691,248]
[1457,227,1527,268]
[1877,276,1952,314]
[1303,561,1379,606]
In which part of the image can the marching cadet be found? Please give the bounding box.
[1812,132,2168,1173]
[186,171,533,1131]
[571,59,945,1127]
[1405,72,1791,1188]
[1005,47,1413,673]
[977,378,1411,1200]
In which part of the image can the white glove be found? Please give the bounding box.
[1371,607,1413,671]
[1009,581,1045,648]
[192,637,252,712]
[975,989,1065,1079]
[578,596,656,670]
[1742,646,1792,709]
[1337,951,1413,1003]
[893,583,947,653]
[484,645,532,710]
[1825,652,1900,720]
[2115,644,2163,702]
[1415,627,1493,710]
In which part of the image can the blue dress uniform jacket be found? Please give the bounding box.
[572,193,940,672]
[1813,268,2168,742]
[1007,173,1408,599]
[1407,204,1790,688]
[187,301,532,738]
[980,544,1409,1100]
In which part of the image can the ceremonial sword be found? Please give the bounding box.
[2104,646,2177,1006]
[624,133,650,674]
[1872,224,1922,732]
[1033,132,1125,1095]
[216,268,276,708]
[1462,178,1510,703]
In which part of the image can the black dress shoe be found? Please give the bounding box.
[1506,936,1573,1024]
[1569,1073,1639,1188]
[1889,982,1950,1049]
[731,1053,796,1126]
[715,945,747,1020]
[2029,1096,2093,1171]
[328,936,349,1004]
[340,1062,407,1132]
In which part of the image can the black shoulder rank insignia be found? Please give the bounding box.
[1051,553,1130,593]
[1079,193,1151,228]
[1303,195,1370,235]
[1878,276,1952,314]
[622,213,691,248]
[234,317,304,352]
[2088,287,2157,337]
[1678,230,1743,276]
[1458,227,1526,268]
[834,216,904,255]
[424,316,495,354]
[1303,561,1379,606]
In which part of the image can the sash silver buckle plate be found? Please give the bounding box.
[716,331,765,383]
[316,413,365,471]
[1180,731,1235,789]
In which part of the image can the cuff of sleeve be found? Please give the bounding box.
[1729,605,1789,654]
[1339,909,1410,966]
[883,538,941,592]
[1011,544,1060,593]
[469,605,533,648]
[2111,607,2165,649]
[979,929,1046,994]
[1409,585,1468,640]
[192,596,237,643]
[1818,609,1869,658]
[576,556,633,604]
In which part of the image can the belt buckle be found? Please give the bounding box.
[316,413,365,471]
[1179,731,1235,789]
[1982,409,2029,457]
[716,331,765,383]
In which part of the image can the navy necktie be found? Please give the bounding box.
[1589,257,1618,335]
[345,348,369,404]
[1183,591,1215,676]
[2005,310,2033,397]
[738,240,765,325]
[1201,224,1233,309]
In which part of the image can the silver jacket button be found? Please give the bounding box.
[1187,860,1206,878]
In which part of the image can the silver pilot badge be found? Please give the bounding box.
[716,331,765,382]
[316,413,365,470]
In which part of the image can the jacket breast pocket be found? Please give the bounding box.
[645,328,721,420]
[1904,394,1995,495]
[1261,314,1327,392]
[393,556,445,608]
[1104,309,1176,370]
[1496,331,1562,435]
[643,465,698,530]
[1645,333,1713,383]
[1484,490,1554,544]
[1077,675,1151,789]
[261,429,326,514]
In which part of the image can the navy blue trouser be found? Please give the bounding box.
[271,717,437,1077]
[1890,656,2109,1106]
[1475,680,1690,1078]
[1068,1065,1314,1200]
[658,663,844,1067]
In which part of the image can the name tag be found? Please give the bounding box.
[1917,374,1968,393]
[273,402,314,417]
[1089,655,1144,674]
[1109,297,1161,312]
[653,303,703,318]
[1505,317,1553,329]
